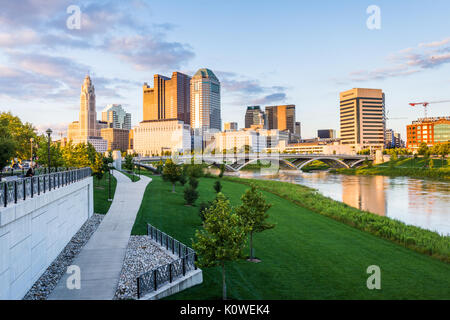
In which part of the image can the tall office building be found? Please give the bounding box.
[102,104,131,130]
[245,106,265,128]
[143,72,191,123]
[295,122,301,139]
[339,88,385,151]
[190,68,221,131]
[265,105,296,133]
[67,75,107,153]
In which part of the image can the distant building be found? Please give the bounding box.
[214,129,267,153]
[101,104,131,130]
[67,75,107,153]
[100,128,130,152]
[190,68,221,131]
[265,105,296,134]
[143,72,191,124]
[133,119,191,156]
[394,132,405,148]
[339,88,385,152]
[224,122,238,131]
[245,106,265,128]
[280,140,353,155]
[295,122,301,139]
[406,116,450,150]
[318,129,336,139]
[385,129,395,149]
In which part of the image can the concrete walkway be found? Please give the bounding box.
[49,171,151,300]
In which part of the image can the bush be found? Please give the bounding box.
[184,186,199,206]
[189,176,199,189]
[199,201,213,222]
[214,180,222,193]
[179,174,187,186]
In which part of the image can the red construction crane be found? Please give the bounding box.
[409,100,450,118]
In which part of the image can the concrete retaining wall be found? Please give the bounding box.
[0,177,94,300]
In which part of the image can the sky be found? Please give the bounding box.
[0,0,449,140]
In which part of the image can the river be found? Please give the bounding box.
[223,169,450,236]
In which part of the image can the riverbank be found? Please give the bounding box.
[131,175,450,299]
[332,157,449,181]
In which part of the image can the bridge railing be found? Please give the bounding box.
[0,167,92,208]
[136,223,197,299]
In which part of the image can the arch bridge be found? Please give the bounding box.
[134,153,370,172]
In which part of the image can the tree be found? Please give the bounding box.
[192,193,248,300]
[162,159,181,192]
[0,118,16,175]
[184,185,199,205]
[236,184,274,261]
[214,180,222,193]
[189,176,199,189]
[429,159,434,169]
[418,142,428,156]
[0,111,37,160]
[123,153,134,171]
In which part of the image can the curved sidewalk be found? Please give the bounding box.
[49,171,151,300]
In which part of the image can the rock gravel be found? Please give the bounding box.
[22,213,104,300]
[114,236,175,300]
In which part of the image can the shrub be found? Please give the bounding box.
[199,201,213,222]
[189,176,199,189]
[214,180,222,193]
[184,186,199,206]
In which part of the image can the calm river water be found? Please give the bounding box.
[225,170,450,236]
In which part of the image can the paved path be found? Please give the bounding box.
[49,171,151,300]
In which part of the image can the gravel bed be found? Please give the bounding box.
[114,236,175,300]
[23,213,104,300]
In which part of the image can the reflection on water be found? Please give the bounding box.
[225,169,450,236]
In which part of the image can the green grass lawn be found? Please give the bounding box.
[119,170,141,182]
[93,171,117,214]
[131,175,450,300]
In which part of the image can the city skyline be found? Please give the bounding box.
[1,0,450,139]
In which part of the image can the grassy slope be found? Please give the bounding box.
[131,176,450,300]
[93,171,117,214]
[336,157,450,180]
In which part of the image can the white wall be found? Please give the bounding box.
[0,177,94,300]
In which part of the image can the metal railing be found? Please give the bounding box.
[0,167,92,208]
[136,224,197,299]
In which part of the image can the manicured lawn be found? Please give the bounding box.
[131,176,450,300]
[93,171,117,214]
[119,170,141,182]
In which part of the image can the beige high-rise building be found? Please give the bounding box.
[67,75,107,153]
[143,72,191,123]
[339,88,385,151]
[190,68,221,131]
[100,128,130,152]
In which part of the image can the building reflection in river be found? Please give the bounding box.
[342,176,386,216]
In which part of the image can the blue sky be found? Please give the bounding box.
[0,0,449,139]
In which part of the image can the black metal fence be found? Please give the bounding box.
[136,224,198,299]
[0,167,92,208]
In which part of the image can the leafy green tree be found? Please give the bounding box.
[236,184,274,261]
[189,176,199,189]
[123,153,134,171]
[0,111,37,160]
[162,159,181,192]
[0,118,16,175]
[184,185,199,205]
[192,193,248,300]
[35,136,64,170]
[214,180,222,193]
[418,142,429,156]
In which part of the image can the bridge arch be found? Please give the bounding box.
[295,157,350,170]
[234,158,298,171]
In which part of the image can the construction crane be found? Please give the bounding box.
[409,100,450,118]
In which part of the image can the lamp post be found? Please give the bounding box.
[30,137,34,167]
[46,128,52,173]
[108,162,113,201]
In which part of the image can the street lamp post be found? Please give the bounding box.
[108,163,113,201]
[30,137,34,167]
[46,129,52,173]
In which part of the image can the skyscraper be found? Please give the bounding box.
[245,106,265,128]
[102,104,131,130]
[143,72,191,123]
[190,68,221,131]
[224,122,238,131]
[339,88,385,151]
[265,105,296,133]
[67,75,107,153]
